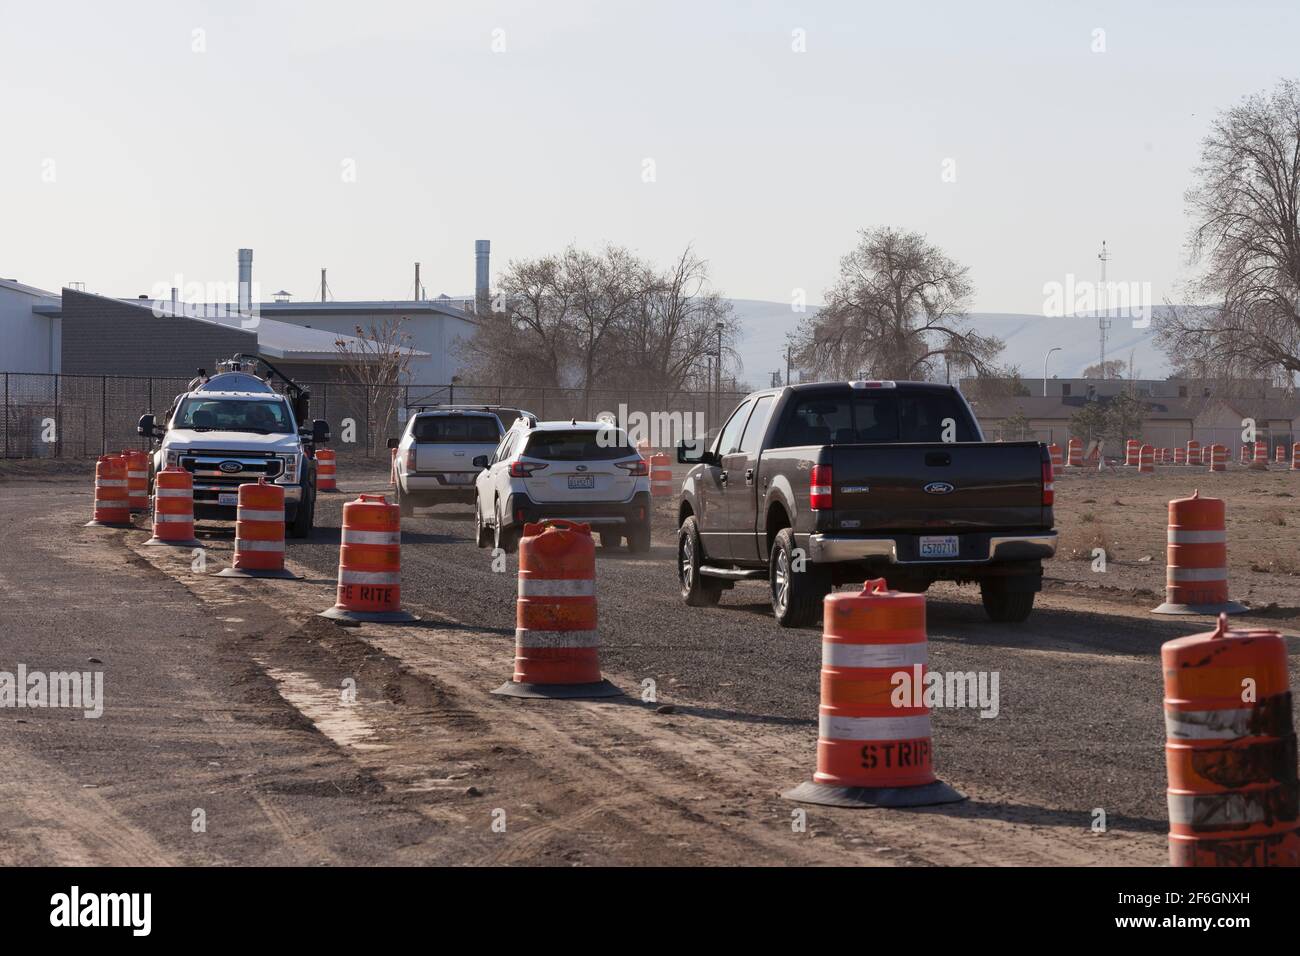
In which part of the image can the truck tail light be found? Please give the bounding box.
[404,448,416,472]
[1042,459,1054,507]
[810,464,832,510]
[509,459,548,478]
[617,459,649,476]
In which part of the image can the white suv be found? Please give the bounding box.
[391,408,507,515]
[473,419,652,553]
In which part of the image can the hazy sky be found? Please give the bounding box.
[3,0,1298,313]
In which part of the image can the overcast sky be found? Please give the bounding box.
[3,0,1298,313]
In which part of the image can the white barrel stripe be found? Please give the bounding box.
[235,539,284,552]
[819,714,932,741]
[341,529,402,546]
[155,488,191,498]
[96,479,127,487]
[1167,791,1270,827]
[1167,566,1228,582]
[1165,707,1257,740]
[517,578,595,597]
[127,470,147,478]
[93,501,129,510]
[822,642,928,668]
[338,569,400,585]
[1167,530,1226,544]
[154,513,193,523]
[514,627,601,648]
[236,509,283,522]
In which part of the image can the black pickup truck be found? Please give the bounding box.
[676,380,1057,626]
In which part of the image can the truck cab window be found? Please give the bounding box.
[775,397,852,447]
[715,400,753,456]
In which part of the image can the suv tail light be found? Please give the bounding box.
[509,459,548,478]
[404,448,416,472]
[617,459,649,477]
[1042,458,1054,507]
[810,464,832,510]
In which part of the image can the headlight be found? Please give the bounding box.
[165,450,179,467]
[276,454,298,483]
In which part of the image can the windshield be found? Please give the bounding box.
[523,429,635,461]
[174,397,295,434]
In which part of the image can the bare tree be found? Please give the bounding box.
[791,227,1002,381]
[333,316,417,455]
[1081,358,1127,379]
[1159,79,1300,382]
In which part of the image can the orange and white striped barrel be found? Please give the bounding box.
[316,448,338,491]
[784,579,964,809]
[1276,444,1287,464]
[1048,443,1062,469]
[493,520,619,698]
[1209,444,1227,472]
[649,452,672,498]
[121,449,149,512]
[320,494,416,622]
[1137,444,1154,474]
[1125,439,1140,466]
[86,455,132,527]
[1163,614,1299,866]
[1152,490,1246,615]
[1186,440,1201,467]
[1174,447,1186,465]
[144,465,201,547]
[1066,437,1083,467]
[1248,441,1268,471]
[1292,443,1300,471]
[216,478,298,579]
[1240,444,1249,464]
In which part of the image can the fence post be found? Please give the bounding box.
[54,373,61,459]
[365,383,372,457]
[2,373,7,458]
[101,375,107,455]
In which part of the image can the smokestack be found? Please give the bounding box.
[237,248,253,314]
[474,239,490,314]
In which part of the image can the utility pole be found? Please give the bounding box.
[320,269,327,303]
[414,263,421,301]
[1097,241,1111,377]
[785,344,792,386]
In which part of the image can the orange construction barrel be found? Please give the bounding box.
[320,494,418,622]
[784,579,965,808]
[85,455,133,527]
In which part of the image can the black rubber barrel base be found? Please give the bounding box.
[319,607,420,623]
[84,519,135,528]
[783,779,966,808]
[216,567,302,580]
[143,537,202,548]
[492,679,622,700]
[1152,600,1248,615]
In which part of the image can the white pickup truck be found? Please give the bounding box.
[389,405,531,516]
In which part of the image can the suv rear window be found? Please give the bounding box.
[413,415,500,443]
[772,391,978,446]
[523,429,635,461]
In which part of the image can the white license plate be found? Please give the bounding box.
[444,473,475,484]
[919,535,959,558]
[218,493,238,507]
[567,475,596,490]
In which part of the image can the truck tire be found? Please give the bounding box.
[599,530,621,550]
[287,486,315,539]
[980,582,1035,623]
[770,527,830,628]
[397,484,414,517]
[678,516,721,606]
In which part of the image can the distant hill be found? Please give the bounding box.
[727,299,1172,388]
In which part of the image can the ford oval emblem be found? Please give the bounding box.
[219,460,242,474]
[924,481,954,495]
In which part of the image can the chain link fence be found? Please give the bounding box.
[1,372,749,461]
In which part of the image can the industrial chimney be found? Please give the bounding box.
[474,239,490,314]
[237,248,253,314]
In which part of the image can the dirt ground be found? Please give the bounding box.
[1,461,1296,867]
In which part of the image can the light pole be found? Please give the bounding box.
[715,321,724,428]
[1043,346,1061,397]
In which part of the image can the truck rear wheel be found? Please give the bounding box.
[980,582,1035,623]
[770,528,830,628]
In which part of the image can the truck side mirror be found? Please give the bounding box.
[677,438,715,466]
[312,420,330,444]
[472,455,489,468]
[137,414,160,439]
[386,437,400,450]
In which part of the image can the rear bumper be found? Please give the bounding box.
[806,530,1057,565]
[403,473,478,491]
[504,490,651,529]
